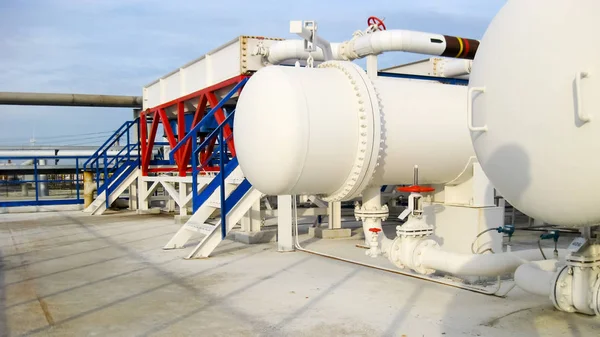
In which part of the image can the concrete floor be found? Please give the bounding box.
[1,211,599,337]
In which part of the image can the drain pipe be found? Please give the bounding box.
[291,195,502,296]
[417,246,568,277]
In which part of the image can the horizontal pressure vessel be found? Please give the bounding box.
[234,61,474,201]
[468,0,600,227]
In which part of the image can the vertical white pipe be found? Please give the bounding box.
[278,195,294,252]
[361,186,383,243]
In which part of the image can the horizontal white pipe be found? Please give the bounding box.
[514,260,559,296]
[420,247,568,277]
[441,59,472,78]
[344,30,447,60]
[266,40,341,65]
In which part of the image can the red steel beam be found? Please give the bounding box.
[141,74,249,176]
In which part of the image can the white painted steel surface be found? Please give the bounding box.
[469,0,600,227]
[142,36,282,109]
[381,58,471,79]
[234,61,473,201]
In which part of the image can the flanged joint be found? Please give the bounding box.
[354,204,389,222]
[551,266,576,313]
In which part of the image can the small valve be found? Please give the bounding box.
[497,225,515,239]
[366,227,382,258]
[540,230,560,258]
[397,165,435,220]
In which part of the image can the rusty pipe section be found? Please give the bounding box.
[0,92,142,108]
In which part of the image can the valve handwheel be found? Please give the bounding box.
[397,185,435,193]
[367,16,386,31]
[369,228,382,233]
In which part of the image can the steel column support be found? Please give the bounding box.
[278,195,294,252]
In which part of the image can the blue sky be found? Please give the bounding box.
[0,0,506,146]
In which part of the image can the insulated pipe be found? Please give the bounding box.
[514,260,559,296]
[419,247,569,277]
[234,61,474,201]
[339,30,479,61]
[0,92,143,108]
[441,59,472,78]
[265,40,342,65]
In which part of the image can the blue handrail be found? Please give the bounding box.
[82,119,140,199]
[169,77,248,161]
[193,110,235,157]
[83,119,139,170]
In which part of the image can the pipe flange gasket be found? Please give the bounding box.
[354,205,389,221]
[412,239,438,275]
[318,61,382,202]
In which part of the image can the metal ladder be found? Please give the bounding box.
[83,119,140,215]
[163,160,263,258]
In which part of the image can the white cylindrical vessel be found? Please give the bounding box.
[469,0,600,227]
[234,61,473,201]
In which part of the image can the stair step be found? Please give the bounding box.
[184,223,217,236]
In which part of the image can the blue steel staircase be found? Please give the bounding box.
[163,78,264,258]
[83,120,140,215]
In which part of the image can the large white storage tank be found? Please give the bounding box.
[469,0,600,227]
[234,61,474,201]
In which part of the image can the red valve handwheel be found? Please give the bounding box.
[367,16,386,31]
[369,227,382,233]
[397,185,436,193]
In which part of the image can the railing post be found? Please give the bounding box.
[192,131,198,212]
[104,152,109,209]
[76,158,80,202]
[219,127,227,239]
[34,158,39,203]
[127,123,131,162]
